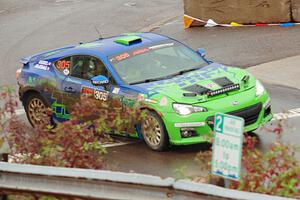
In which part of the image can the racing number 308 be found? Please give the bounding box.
[94,90,108,101]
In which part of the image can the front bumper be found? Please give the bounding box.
[161,90,272,146]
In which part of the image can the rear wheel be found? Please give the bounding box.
[141,111,169,151]
[24,93,53,127]
[245,131,260,144]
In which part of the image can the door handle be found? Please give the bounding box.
[64,86,76,93]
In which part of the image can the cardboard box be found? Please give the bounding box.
[184,0,291,24]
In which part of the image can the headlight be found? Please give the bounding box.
[256,80,265,96]
[173,103,207,115]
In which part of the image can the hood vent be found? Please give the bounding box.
[213,77,234,87]
[183,84,211,95]
[183,77,240,98]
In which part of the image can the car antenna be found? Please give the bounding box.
[94,25,103,40]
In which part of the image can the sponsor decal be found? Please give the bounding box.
[28,76,36,85]
[132,48,149,56]
[92,79,109,85]
[149,43,174,50]
[112,87,120,94]
[63,69,70,75]
[203,82,218,89]
[81,86,94,95]
[34,60,51,71]
[137,94,145,102]
[66,77,81,84]
[232,101,240,106]
[159,97,168,106]
[51,101,70,120]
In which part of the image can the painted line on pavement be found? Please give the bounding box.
[103,142,134,148]
[271,107,300,121]
[15,109,26,116]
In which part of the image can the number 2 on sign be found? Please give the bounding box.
[215,115,223,132]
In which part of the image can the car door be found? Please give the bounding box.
[53,55,120,121]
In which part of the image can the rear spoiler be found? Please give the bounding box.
[19,45,75,65]
[20,57,31,65]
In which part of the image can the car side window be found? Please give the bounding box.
[54,56,72,75]
[70,56,85,78]
[54,55,85,78]
[84,56,107,80]
[55,55,115,84]
[86,56,116,85]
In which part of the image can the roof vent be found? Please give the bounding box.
[114,36,142,46]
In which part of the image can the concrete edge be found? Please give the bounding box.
[174,180,296,200]
[0,162,174,187]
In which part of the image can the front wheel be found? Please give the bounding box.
[141,111,169,151]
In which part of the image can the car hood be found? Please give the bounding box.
[133,63,255,104]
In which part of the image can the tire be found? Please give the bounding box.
[141,111,169,151]
[246,131,260,144]
[24,93,54,128]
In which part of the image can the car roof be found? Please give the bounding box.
[43,32,171,60]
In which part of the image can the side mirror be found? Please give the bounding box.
[91,75,109,86]
[197,48,206,57]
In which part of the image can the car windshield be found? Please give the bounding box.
[109,42,208,84]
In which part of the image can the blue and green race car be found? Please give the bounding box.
[17,33,272,151]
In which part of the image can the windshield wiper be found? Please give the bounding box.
[130,66,202,85]
[177,66,200,75]
[130,75,174,85]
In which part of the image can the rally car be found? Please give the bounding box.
[16,32,272,151]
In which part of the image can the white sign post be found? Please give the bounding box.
[212,113,244,181]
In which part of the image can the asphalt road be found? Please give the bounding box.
[155,18,300,68]
[1,0,300,179]
[0,0,182,86]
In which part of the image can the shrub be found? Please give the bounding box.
[194,119,300,198]
[0,86,144,169]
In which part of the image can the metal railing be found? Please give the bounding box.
[0,162,295,200]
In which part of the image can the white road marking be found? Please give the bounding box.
[15,109,25,116]
[271,107,300,121]
[103,142,134,148]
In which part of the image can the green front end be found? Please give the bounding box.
[140,66,273,146]
[161,88,271,146]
